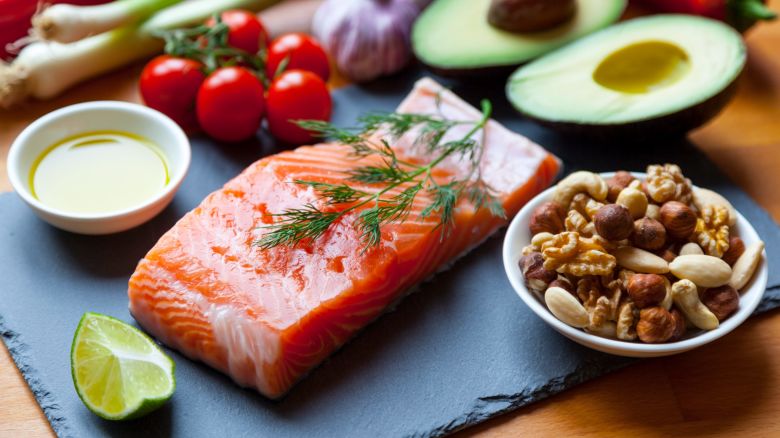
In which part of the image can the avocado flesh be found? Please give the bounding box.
[506,15,746,135]
[412,0,627,72]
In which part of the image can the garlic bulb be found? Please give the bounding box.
[313,0,427,82]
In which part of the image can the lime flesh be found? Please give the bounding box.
[70,312,175,420]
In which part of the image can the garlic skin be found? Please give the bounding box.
[313,0,426,82]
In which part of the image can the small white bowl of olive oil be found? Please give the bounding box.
[7,101,190,235]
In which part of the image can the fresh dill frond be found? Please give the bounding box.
[257,204,341,249]
[421,182,459,231]
[356,207,384,248]
[441,138,479,159]
[294,180,368,205]
[347,160,408,184]
[464,181,506,219]
[356,183,424,247]
[294,120,365,145]
[358,112,450,139]
[257,98,501,249]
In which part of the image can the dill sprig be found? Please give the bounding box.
[256,99,505,250]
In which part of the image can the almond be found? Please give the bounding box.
[613,246,669,274]
[729,241,764,291]
[669,254,732,288]
[544,286,588,328]
[679,242,703,256]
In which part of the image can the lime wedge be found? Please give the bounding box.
[70,312,175,420]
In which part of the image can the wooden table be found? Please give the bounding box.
[3,1,780,436]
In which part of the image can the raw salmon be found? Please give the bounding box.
[128,78,560,399]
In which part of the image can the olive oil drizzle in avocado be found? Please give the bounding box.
[593,41,691,94]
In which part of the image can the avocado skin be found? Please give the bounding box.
[514,79,740,142]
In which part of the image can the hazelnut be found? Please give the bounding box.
[657,246,677,264]
[701,285,739,321]
[669,308,687,341]
[593,204,633,241]
[659,201,697,240]
[607,171,635,202]
[632,218,666,250]
[529,202,564,236]
[549,276,575,295]
[637,307,676,343]
[519,252,557,292]
[722,236,745,266]
[627,273,667,308]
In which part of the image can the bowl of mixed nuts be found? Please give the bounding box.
[503,164,767,357]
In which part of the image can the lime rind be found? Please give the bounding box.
[70,312,175,421]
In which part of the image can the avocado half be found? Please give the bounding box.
[412,0,627,75]
[506,15,747,139]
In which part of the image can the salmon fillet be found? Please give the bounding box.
[128,78,560,399]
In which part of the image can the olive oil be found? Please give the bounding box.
[30,131,169,214]
[593,41,691,94]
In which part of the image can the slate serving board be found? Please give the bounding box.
[2,70,780,438]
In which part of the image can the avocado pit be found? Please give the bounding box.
[488,0,577,33]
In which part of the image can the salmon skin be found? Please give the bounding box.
[128,78,560,399]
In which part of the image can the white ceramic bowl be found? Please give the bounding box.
[503,172,768,358]
[7,101,190,235]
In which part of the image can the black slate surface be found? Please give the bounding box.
[1,70,779,438]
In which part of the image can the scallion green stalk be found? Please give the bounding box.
[33,0,183,44]
[140,0,278,31]
[0,0,281,108]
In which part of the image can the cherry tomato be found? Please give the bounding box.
[139,55,206,131]
[266,69,332,144]
[266,33,330,81]
[206,10,268,54]
[196,67,265,142]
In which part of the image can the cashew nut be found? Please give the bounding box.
[671,279,719,330]
[660,276,673,310]
[693,187,737,227]
[553,171,608,208]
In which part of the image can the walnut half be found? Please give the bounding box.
[694,205,730,258]
[541,232,616,277]
[645,164,692,204]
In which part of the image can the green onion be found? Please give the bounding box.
[33,0,183,44]
[0,0,281,108]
